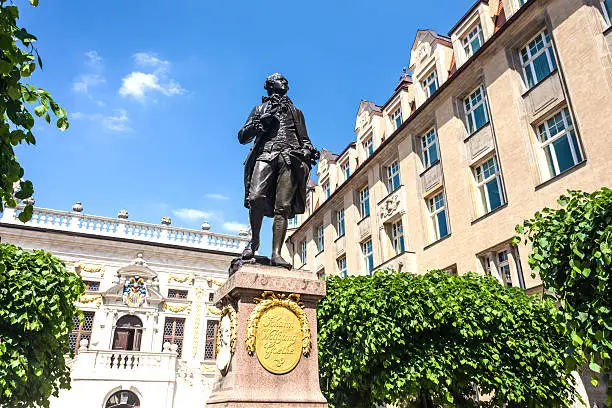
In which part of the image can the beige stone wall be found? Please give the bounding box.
[287,0,612,289]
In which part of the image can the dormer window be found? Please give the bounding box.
[422,71,439,98]
[462,24,484,58]
[322,181,331,198]
[391,107,402,129]
[341,160,350,180]
[363,136,374,158]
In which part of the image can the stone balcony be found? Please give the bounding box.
[0,206,249,253]
[71,348,178,382]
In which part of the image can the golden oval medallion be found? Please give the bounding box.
[255,305,302,374]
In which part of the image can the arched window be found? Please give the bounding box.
[112,315,143,351]
[105,390,140,408]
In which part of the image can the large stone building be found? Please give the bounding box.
[285,0,612,294]
[0,204,249,408]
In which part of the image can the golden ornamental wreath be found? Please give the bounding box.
[245,291,311,357]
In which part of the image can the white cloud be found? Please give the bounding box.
[85,50,102,65]
[119,72,184,100]
[73,51,104,94]
[133,52,169,68]
[206,193,230,200]
[70,109,131,132]
[73,74,105,93]
[223,222,248,233]
[103,109,130,132]
[173,208,212,222]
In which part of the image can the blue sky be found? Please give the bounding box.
[17,0,473,254]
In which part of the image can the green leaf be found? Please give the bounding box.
[56,117,69,131]
[30,0,40,6]
[34,105,46,117]
[589,362,602,373]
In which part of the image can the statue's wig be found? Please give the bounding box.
[264,73,288,92]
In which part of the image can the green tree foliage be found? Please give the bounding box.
[0,0,69,222]
[318,270,576,408]
[0,244,84,407]
[515,188,612,403]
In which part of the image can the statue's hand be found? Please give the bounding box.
[252,115,265,135]
[260,112,278,127]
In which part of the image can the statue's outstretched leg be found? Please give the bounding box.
[242,205,263,260]
[270,214,291,269]
[269,163,295,269]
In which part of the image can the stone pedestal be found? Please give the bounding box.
[206,264,328,408]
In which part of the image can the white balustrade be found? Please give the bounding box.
[0,207,249,253]
[71,349,177,382]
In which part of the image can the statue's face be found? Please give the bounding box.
[267,76,289,96]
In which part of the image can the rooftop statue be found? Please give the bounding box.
[237,73,319,270]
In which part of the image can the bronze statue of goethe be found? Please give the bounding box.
[238,73,319,269]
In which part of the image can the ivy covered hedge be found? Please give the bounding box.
[0,243,84,407]
[516,188,611,404]
[318,270,576,408]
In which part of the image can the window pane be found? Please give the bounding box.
[486,178,503,210]
[437,211,449,238]
[473,104,488,131]
[532,52,552,83]
[429,144,438,165]
[552,135,576,173]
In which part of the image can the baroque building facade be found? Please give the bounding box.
[0,205,249,408]
[284,0,612,296]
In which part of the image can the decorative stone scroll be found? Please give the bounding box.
[378,192,402,223]
[168,273,194,284]
[75,263,105,277]
[78,294,102,306]
[162,302,191,313]
[246,291,311,375]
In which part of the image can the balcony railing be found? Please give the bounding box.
[0,206,249,253]
[71,348,178,382]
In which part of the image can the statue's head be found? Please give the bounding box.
[264,73,289,96]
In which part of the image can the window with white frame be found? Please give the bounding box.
[361,239,374,275]
[341,160,350,180]
[518,0,529,6]
[322,181,331,199]
[359,186,370,218]
[462,24,485,58]
[299,240,307,265]
[386,160,401,193]
[421,128,439,168]
[520,30,557,89]
[337,256,347,277]
[316,225,325,253]
[363,136,374,158]
[479,246,524,288]
[422,70,439,98]
[474,156,505,213]
[603,0,612,24]
[391,219,405,254]
[536,107,582,178]
[336,208,345,237]
[498,250,512,287]
[464,86,489,135]
[391,106,402,129]
[427,192,450,241]
[288,215,299,228]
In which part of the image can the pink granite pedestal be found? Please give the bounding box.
[206,264,328,408]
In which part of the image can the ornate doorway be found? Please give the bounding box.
[112,315,143,351]
[105,390,140,408]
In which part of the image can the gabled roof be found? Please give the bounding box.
[411,29,452,52]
